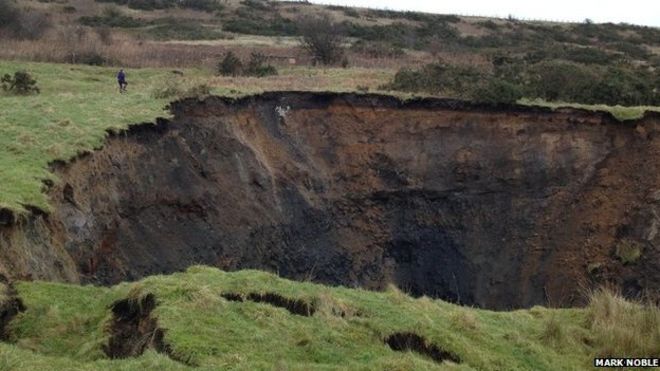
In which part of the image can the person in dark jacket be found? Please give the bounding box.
[117,69,127,93]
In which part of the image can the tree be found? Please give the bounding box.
[297,14,345,65]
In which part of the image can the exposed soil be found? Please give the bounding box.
[1,92,659,309]
[104,293,189,364]
[222,292,316,316]
[104,294,165,358]
[385,332,461,364]
[0,277,25,341]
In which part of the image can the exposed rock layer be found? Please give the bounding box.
[1,93,659,309]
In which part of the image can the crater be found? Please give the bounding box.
[2,92,659,309]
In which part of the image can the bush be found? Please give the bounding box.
[152,80,210,99]
[470,79,523,104]
[297,14,345,65]
[244,53,278,77]
[217,52,243,76]
[217,52,277,77]
[1,71,40,95]
[79,6,141,28]
[386,62,483,97]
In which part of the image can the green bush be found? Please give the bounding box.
[217,52,243,76]
[152,80,210,99]
[79,6,141,28]
[470,79,523,104]
[1,71,40,95]
[244,53,277,77]
[217,52,277,77]
[386,62,483,97]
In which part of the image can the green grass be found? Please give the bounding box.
[520,98,660,121]
[3,266,658,370]
[0,61,178,213]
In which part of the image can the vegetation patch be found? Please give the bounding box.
[615,239,643,265]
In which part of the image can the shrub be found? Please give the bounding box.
[470,78,523,104]
[79,6,141,28]
[152,80,210,99]
[244,53,277,77]
[217,52,243,76]
[386,62,483,97]
[297,14,345,65]
[1,71,40,95]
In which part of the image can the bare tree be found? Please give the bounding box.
[296,13,345,66]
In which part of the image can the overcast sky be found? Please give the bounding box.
[307,0,660,27]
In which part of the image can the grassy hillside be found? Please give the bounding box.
[1,266,657,370]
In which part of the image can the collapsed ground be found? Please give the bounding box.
[0,267,658,370]
[1,92,658,310]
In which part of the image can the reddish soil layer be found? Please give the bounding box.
[1,93,659,309]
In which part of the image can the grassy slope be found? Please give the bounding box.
[1,266,622,370]
[0,61,173,213]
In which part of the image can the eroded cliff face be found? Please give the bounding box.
[1,93,659,309]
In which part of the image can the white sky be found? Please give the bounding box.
[307,0,660,27]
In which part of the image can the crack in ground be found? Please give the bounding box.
[385,332,461,364]
[221,292,316,317]
[104,293,194,366]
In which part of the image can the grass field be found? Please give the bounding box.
[2,266,657,370]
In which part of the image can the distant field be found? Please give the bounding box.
[2,266,657,370]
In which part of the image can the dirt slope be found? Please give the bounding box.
[1,93,658,309]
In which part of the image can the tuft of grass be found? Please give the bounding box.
[520,98,660,121]
[587,288,660,358]
[614,239,643,264]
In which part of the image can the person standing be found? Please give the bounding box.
[117,69,127,93]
